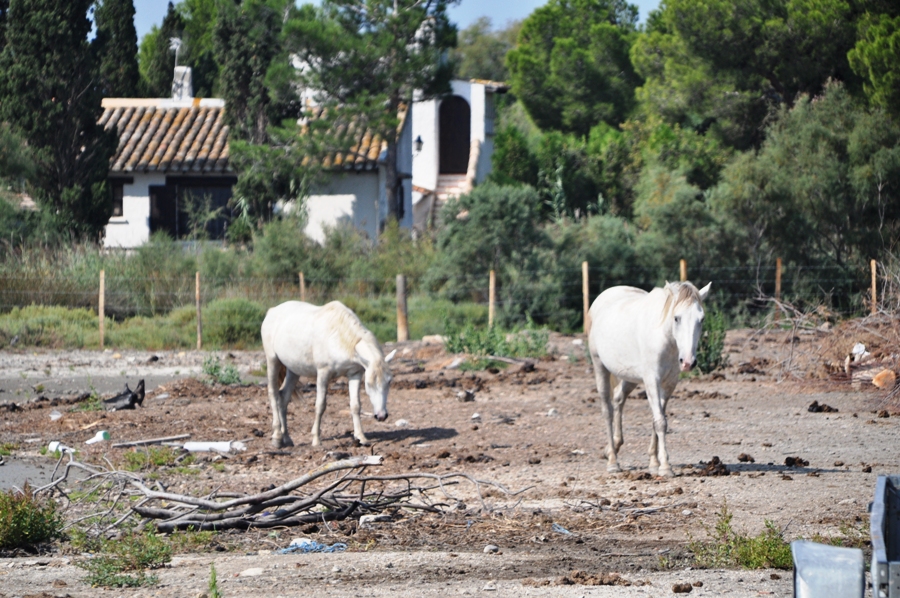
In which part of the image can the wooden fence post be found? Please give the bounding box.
[299,272,306,302]
[774,257,782,322]
[871,259,878,315]
[99,270,105,350]
[679,259,687,282]
[582,261,591,334]
[396,274,409,342]
[196,271,202,350]
[488,269,496,328]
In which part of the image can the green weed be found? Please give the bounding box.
[0,442,18,456]
[202,355,241,385]
[123,447,183,472]
[445,318,549,369]
[209,562,221,598]
[688,502,792,569]
[0,484,63,550]
[72,386,103,412]
[696,308,728,374]
[77,531,172,588]
[169,529,219,553]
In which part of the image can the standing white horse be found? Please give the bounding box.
[588,281,711,476]
[261,300,396,449]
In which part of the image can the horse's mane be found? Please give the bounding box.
[322,302,389,385]
[659,282,702,325]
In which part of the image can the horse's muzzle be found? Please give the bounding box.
[679,358,697,372]
[374,411,388,422]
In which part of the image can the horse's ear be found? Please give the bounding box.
[384,349,397,363]
[698,282,712,301]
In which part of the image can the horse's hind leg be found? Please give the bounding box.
[278,368,299,448]
[591,355,620,472]
[266,356,291,448]
[612,379,636,452]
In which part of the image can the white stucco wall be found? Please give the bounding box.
[412,80,499,193]
[103,174,165,249]
[305,171,381,243]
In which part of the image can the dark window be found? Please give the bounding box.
[111,181,124,217]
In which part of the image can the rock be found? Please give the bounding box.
[332,565,341,573]
[547,408,558,417]
[239,567,264,577]
[483,544,499,554]
[471,413,481,420]
[359,514,391,526]
[457,390,475,402]
[673,582,693,593]
[482,582,497,591]
[394,419,409,427]
[873,369,897,389]
[682,510,693,516]
[421,335,446,345]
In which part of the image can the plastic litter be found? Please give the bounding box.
[551,523,573,535]
[277,538,348,554]
[85,430,110,445]
[49,410,62,421]
[47,441,74,454]
[183,441,246,453]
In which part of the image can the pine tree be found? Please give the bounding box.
[0,0,116,235]
[287,0,458,224]
[0,0,8,50]
[94,0,141,97]
[141,2,185,97]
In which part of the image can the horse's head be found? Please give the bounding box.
[365,349,396,421]
[665,281,712,372]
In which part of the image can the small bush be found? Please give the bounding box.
[202,355,241,385]
[0,485,63,550]
[696,307,728,374]
[204,298,266,348]
[445,319,549,364]
[123,447,182,472]
[689,503,792,569]
[77,531,172,588]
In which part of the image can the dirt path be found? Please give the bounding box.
[0,328,895,597]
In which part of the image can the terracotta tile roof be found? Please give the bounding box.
[314,106,407,172]
[100,98,231,174]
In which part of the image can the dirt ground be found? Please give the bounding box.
[0,324,897,597]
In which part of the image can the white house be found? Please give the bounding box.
[410,79,508,229]
[101,78,506,247]
[101,97,234,249]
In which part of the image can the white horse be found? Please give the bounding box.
[588,281,711,476]
[261,300,396,449]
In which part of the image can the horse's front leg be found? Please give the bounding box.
[348,375,368,445]
[645,378,674,476]
[591,355,619,472]
[311,369,331,447]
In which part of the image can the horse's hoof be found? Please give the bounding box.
[607,464,622,473]
[354,437,369,446]
[658,468,676,477]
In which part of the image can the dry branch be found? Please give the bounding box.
[33,452,528,536]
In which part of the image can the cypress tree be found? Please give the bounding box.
[94,0,140,97]
[0,0,116,236]
[142,2,185,97]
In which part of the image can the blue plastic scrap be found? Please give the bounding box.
[278,538,348,554]
[551,523,573,535]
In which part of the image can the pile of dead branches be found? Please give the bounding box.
[31,453,527,536]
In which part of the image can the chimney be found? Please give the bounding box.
[172,66,193,100]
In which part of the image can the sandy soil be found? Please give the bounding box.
[0,326,897,597]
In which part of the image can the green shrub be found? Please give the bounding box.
[445,319,549,362]
[689,503,792,569]
[697,307,728,374]
[202,355,241,385]
[0,485,63,550]
[122,447,182,472]
[77,531,172,588]
[204,298,266,348]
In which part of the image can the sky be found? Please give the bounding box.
[133,0,661,41]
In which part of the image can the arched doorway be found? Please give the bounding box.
[439,96,471,174]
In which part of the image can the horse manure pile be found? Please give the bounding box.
[808,400,838,413]
[695,456,729,476]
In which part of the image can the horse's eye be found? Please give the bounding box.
[674,316,681,324]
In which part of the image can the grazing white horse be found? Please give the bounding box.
[588,281,711,476]
[261,300,396,449]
